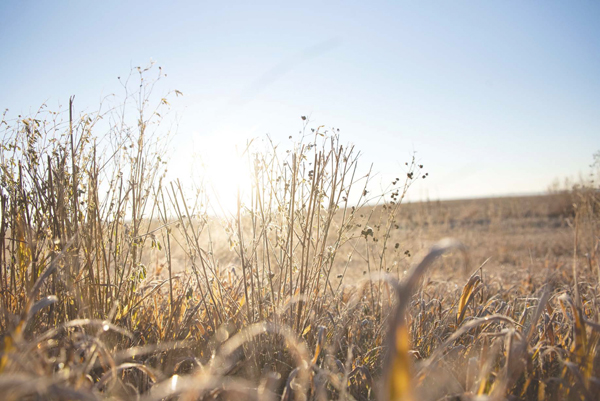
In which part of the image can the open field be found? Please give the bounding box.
[1,87,599,400]
[158,193,581,286]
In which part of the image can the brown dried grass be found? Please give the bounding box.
[0,67,599,400]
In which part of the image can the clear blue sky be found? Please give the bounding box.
[1,0,598,203]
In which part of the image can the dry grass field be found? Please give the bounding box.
[162,193,580,288]
[0,75,599,400]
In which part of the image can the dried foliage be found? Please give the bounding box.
[0,67,599,400]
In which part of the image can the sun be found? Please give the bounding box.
[199,135,254,217]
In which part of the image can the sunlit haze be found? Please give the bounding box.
[1,1,598,209]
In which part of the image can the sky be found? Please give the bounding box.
[1,1,598,209]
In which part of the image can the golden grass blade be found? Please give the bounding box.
[386,322,414,401]
[383,238,466,401]
[457,274,481,326]
[311,325,326,366]
[0,336,14,374]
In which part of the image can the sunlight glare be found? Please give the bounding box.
[200,134,253,216]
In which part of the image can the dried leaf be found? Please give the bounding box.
[457,275,481,325]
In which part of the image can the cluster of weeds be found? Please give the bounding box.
[0,66,599,400]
